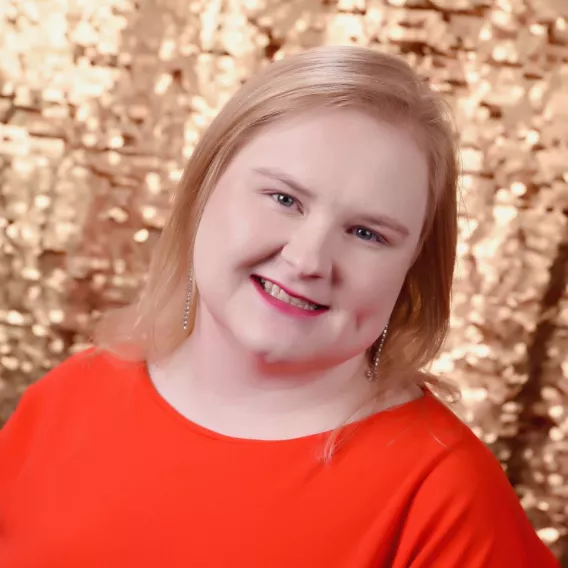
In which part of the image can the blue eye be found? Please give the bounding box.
[352,226,387,244]
[271,193,296,208]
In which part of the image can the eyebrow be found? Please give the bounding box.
[254,166,315,200]
[253,166,411,238]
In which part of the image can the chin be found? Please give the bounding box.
[222,297,348,367]
[238,331,302,363]
[229,320,312,364]
[244,333,350,376]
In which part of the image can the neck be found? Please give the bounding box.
[148,307,412,440]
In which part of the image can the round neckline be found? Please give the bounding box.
[135,359,431,445]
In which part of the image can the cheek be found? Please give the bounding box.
[195,191,247,256]
[346,255,411,319]
[194,190,281,273]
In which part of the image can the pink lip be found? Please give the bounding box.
[251,277,328,319]
[254,276,326,306]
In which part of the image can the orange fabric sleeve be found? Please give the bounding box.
[0,387,40,492]
[391,440,559,567]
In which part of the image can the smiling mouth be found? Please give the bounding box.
[251,276,328,312]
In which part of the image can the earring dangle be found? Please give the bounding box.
[366,323,389,382]
[182,270,193,331]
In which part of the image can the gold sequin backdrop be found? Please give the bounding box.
[0,0,567,559]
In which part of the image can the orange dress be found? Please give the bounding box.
[0,350,559,567]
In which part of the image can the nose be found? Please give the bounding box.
[280,220,333,279]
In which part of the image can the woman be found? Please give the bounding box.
[0,46,559,567]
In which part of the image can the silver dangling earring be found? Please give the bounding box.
[366,323,388,382]
[182,270,193,331]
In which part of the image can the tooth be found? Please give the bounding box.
[259,279,321,311]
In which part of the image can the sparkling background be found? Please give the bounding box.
[0,0,567,560]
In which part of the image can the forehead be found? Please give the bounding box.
[228,108,429,229]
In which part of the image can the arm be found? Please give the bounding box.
[391,440,560,567]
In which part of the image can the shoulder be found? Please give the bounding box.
[410,394,528,514]
[0,349,145,489]
[406,393,535,528]
[390,393,559,567]
[414,428,522,520]
[1,347,144,450]
[27,347,139,396]
[6,348,143,429]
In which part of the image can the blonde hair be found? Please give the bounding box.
[95,45,460,402]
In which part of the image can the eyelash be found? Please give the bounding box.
[271,192,299,211]
[268,192,389,245]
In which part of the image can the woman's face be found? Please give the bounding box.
[192,108,429,369]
